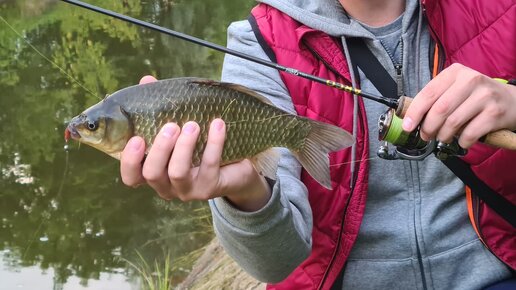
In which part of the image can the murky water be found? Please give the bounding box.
[0,0,254,288]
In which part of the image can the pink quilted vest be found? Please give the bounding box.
[423,0,516,272]
[251,0,516,289]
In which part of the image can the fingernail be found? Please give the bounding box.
[182,122,197,134]
[128,138,143,151]
[161,124,177,138]
[402,117,413,131]
[212,119,224,132]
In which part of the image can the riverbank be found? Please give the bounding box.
[178,238,265,289]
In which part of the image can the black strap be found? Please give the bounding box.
[333,35,516,290]
[248,14,277,64]
[346,37,516,228]
[442,157,516,228]
[346,37,398,98]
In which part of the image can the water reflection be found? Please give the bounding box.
[0,0,254,288]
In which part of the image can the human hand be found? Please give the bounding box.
[402,63,516,149]
[119,76,272,211]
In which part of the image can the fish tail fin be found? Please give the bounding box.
[293,121,354,189]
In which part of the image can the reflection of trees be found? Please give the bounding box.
[150,0,256,78]
[0,153,212,283]
[0,0,253,285]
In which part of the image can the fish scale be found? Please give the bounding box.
[66,77,354,189]
[126,79,297,166]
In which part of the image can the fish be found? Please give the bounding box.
[65,77,354,189]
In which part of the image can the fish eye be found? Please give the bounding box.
[87,120,98,131]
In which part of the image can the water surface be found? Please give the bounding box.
[0,0,254,288]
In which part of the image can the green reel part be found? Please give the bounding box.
[383,112,409,145]
[378,109,427,149]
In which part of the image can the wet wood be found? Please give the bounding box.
[178,238,266,290]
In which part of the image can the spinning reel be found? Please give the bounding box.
[377,108,467,161]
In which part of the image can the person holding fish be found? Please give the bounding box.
[114,0,516,289]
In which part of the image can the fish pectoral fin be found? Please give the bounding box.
[189,79,274,106]
[250,148,280,180]
[108,152,122,160]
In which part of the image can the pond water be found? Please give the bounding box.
[0,0,254,288]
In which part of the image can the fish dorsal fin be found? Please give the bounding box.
[190,79,274,106]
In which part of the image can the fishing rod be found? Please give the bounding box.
[59,0,397,109]
[59,0,516,156]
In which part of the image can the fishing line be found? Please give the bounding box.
[20,139,72,260]
[22,218,44,260]
[220,99,237,120]
[225,113,298,126]
[0,15,100,100]
[56,145,71,197]
[329,156,379,167]
[1,16,81,258]
[287,156,379,171]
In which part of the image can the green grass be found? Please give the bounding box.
[125,251,173,290]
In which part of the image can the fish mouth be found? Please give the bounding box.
[65,124,81,142]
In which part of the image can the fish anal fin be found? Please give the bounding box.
[292,141,332,190]
[292,121,355,190]
[250,148,280,180]
[190,79,274,106]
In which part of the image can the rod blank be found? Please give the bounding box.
[59,0,399,108]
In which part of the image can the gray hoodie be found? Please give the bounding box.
[209,0,512,289]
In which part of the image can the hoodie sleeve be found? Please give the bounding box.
[208,20,313,283]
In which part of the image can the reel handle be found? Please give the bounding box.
[395,96,516,150]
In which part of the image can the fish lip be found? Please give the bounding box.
[66,124,81,140]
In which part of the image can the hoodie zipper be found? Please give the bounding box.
[378,32,429,289]
[399,39,429,290]
[411,162,428,290]
[380,37,404,97]
[395,63,404,96]
[408,6,445,289]
[377,38,432,290]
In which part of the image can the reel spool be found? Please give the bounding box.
[378,109,427,150]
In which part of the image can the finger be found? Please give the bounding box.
[196,119,226,190]
[435,92,484,143]
[456,95,507,149]
[139,75,157,85]
[457,112,494,149]
[142,123,180,199]
[214,159,258,199]
[120,137,146,187]
[403,63,461,131]
[168,122,199,193]
[419,79,474,141]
